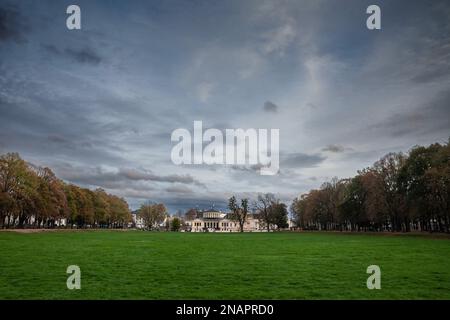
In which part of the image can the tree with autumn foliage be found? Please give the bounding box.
[138,203,167,230]
[291,139,450,233]
[0,152,131,229]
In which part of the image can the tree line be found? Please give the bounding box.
[2,139,448,232]
[0,153,131,228]
[290,140,450,233]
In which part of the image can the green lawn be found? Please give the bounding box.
[0,231,449,299]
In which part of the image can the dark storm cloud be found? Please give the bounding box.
[281,153,326,168]
[398,35,450,85]
[119,168,197,184]
[46,134,94,149]
[0,82,129,165]
[159,197,228,213]
[0,4,28,43]
[230,164,263,172]
[263,101,278,113]
[47,134,69,144]
[65,48,102,65]
[372,112,425,137]
[165,185,194,194]
[121,191,229,213]
[322,144,346,153]
[409,8,450,84]
[42,44,102,65]
[0,51,183,164]
[357,1,450,88]
[41,44,60,55]
[57,165,201,188]
[370,90,450,138]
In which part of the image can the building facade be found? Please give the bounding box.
[186,210,263,232]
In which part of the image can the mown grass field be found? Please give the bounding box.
[0,231,449,299]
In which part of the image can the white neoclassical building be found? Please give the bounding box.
[186,210,263,232]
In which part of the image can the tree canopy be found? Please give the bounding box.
[291,140,450,233]
[0,152,131,228]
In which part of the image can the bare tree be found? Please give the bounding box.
[228,196,249,232]
[255,193,275,232]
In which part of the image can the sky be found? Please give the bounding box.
[0,0,449,212]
